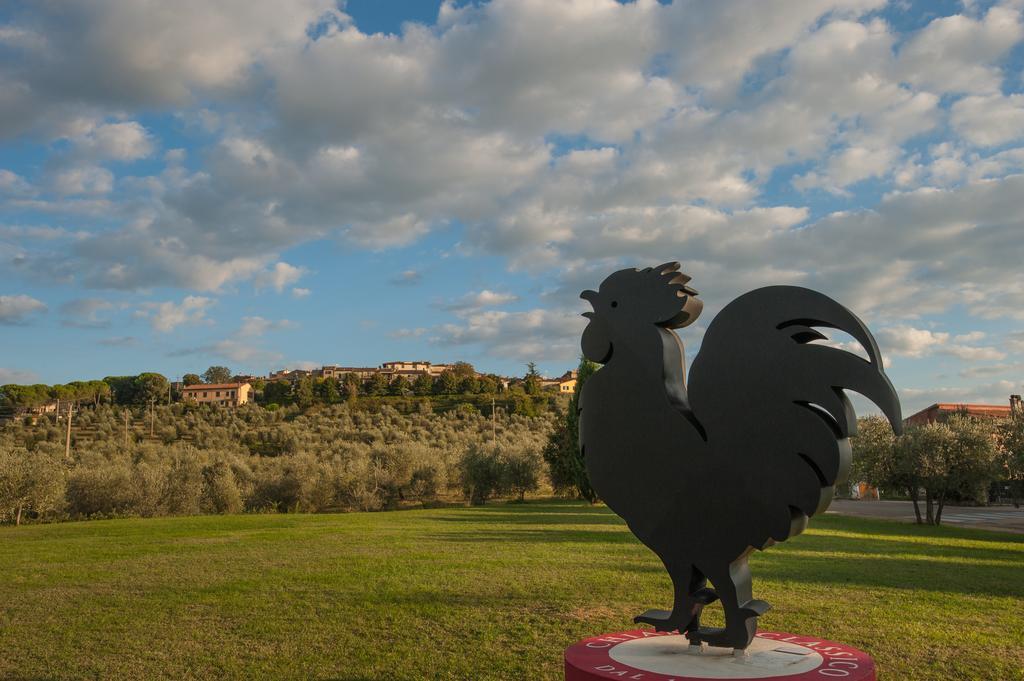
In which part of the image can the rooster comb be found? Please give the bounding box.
[589,261,703,328]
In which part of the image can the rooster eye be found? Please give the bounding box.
[610,301,618,308]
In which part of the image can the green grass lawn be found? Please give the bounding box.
[1,501,1021,680]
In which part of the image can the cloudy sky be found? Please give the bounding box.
[1,0,1023,414]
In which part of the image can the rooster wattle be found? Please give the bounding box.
[578,262,901,650]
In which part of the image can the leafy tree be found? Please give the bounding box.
[365,373,390,397]
[294,377,315,408]
[929,415,1000,520]
[434,370,458,395]
[412,373,434,396]
[856,416,1001,525]
[317,378,340,404]
[389,375,410,396]
[0,447,65,525]
[262,381,292,406]
[452,361,476,379]
[502,446,543,501]
[459,375,480,394]
[136,373,170,405]
[524,362,542,396]
[850,416,898,486]
[0,384,52,409]
[202,366,232,384]
[477,375,498,395]
[542,358,599,501]
[342,373,361,401]
[460,444,504,505]
[997,417,1024,505]
[183,374,203,386]
[103,376,138,405]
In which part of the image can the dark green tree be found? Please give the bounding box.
[523,362,542,396]
[366,373,390,397]
[103,376,138,405]
[434,370,458,395]
[135,373,170,405]
[182,374,203,386]
[459,375,480,394]
[262,381,292,405]
[452,361,476,379]
[389,375,410,396]
[0,384,52,409]
[342,373,361,401]
[294,377,315,407]
[202,366,232,384]
[541,358,598,501]
[412,373,433,396]
[317,378,340,404]
[477,375,497,394]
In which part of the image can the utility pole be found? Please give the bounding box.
[64,402,73,460]
[492,395,497,442]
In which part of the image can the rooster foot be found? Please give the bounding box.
[634,609,681,632]
[685,600,770,650]
[634,589,719,632]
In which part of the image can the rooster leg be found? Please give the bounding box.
[689,557,770,650]
[635,562,716,634]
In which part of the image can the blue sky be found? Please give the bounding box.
[1,0,1024,414]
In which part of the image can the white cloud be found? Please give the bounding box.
[137,296,214,332]
[52,165,113,195]
[442,289,519,312]
[0,367,38,384]
[253,262,307,293]
[431,308,585,362]
[1004,330,1024,353]
[60,297,114,328]
[877,325,1006,361]
[951,93,1024,147]
[877,325,950,358]
[0,0,339,138]
[291,287,311,298]
[391,327,427,339]
[390,270,422,286]
[69,121,154,161]
[0,169,33,196]
[98,335,137,347]
[794,146,900,194]
[169,339,283,365]
[239,316,295,336]
[896,5,1023,95]
[0,294,47,325]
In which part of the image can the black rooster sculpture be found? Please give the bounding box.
[578,262,901,651]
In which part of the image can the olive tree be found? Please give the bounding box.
[0,446,65,525]
[502,445,543,501]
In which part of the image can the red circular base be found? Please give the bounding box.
[565,630,875,680]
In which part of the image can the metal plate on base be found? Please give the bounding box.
[565,630,875,680]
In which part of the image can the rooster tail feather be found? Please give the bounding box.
[687,285,901,537]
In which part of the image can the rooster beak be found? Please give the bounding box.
[580,290,598,303]
[581,311,594,319]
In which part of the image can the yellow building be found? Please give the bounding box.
[558,378,577,393]
[181,382,252,407]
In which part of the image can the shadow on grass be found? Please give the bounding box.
[430,516,1023,598]
[431,511,625,526]
[432,528,636,544]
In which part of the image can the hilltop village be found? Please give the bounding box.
[0,360,579,417]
